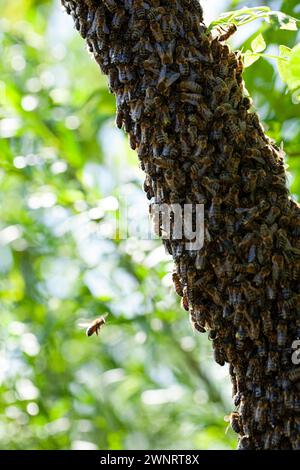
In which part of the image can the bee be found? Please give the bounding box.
[236,325,247,350]
[209,196,222,229]
[226,215,235,236]
[217,24,237,42]
[226,116,245,143]
[181,286,190,312]
[192,322,206,334]
[201,177,220,196]
[172,272,183,297]
[213,345,226,366]
[238,436,252,451]
[190,0,203,17]
[112,8,126,29]
[158,66,180,93]
[277,321,287,348]
[283,294,300,311]
[277,228,300,254]
[272,254,284,283]
[266,351,278,374]
[271,427,281,449]
[78,315,108,337]
[288,368,300,383]
[130,99,144,121]
[156,40,176,65]
[262,310,273,335]
[103,0,117,13]
[179,80,202,94]
[254,400,267,427]
[155,128,168,145]
[266,206,281,225]
[133,0,146,19]
[150,20,164,42]
[242,170,258,195]
[204,286,222,306]
[224,412,241,434]
[226,184,240,207]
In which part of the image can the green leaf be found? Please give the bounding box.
[209,6,299,31]
[277,45,292,84]
[288,44,300,90]
[270,12,298,31]
[243,51,261,68]
[278,43,300,90]
[251,34,266,53]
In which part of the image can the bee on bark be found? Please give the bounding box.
[181,287,190,312]
[201,177,220,196]
[288,368,300,383]
[238,436,252,450]
[261,309,273,335]
[266,206,281,225]
[112,8,126,29]
[272,254,284,283]
[156,40,176,65]
[172,272,184,297]
[179,80,202,94]
[224,412,241,434]
[103,0,117,12]
[254,400,267,427]
[270,427,281,449]
[133,0,146,19]
[158,67,180,93]
[189,0,203,17]
[277,322,287,348]
[150,20,164,42]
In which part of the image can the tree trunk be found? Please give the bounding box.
[61,0,300,450]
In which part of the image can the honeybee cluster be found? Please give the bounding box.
[62,0,300,449]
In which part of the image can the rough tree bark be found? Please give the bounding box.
[61,0,300,449]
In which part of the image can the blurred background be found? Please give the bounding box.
[0,0,299,451]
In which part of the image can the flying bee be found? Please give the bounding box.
[78,315,108,337]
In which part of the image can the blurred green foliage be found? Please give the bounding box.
[0,0,299,450]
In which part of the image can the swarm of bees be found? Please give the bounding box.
[62,0,300,450]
